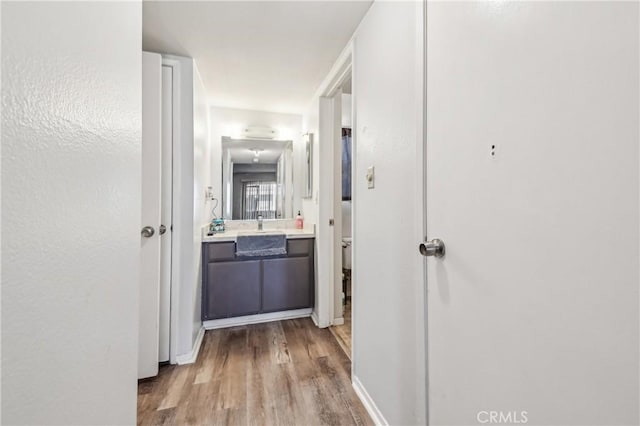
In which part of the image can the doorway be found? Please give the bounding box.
[330,83,354,358]
[314,50,355,360]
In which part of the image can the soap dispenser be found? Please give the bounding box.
[296,211,304,229]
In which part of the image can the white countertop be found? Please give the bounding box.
[202,228,315,243]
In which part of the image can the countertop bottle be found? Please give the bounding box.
[295,211,304,229]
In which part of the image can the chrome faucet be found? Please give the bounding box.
[257,214,263,231]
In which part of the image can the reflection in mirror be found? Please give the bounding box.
[302,133,313,199]
[222,137,294,220]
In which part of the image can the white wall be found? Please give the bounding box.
[191,64,211,349]
[163,55,211,358]
[2,2,142,424]
[351,2,426,424]
[301,99,323,322]
[209,106,303,219]
[304,2,425,410]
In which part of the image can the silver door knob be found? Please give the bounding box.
[141,226,155,238]
[419,239,445,258]
[159,225,167,235]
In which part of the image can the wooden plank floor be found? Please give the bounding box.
[138,318,372,426]
[329,300,351,360]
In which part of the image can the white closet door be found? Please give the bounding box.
[139,52,163,379]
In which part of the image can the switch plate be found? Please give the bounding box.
[205,186,215,200]
[366,166,375,189]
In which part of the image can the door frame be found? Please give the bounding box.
[161,57,181,364]
[317,43,354,355]
[418,0,428,422]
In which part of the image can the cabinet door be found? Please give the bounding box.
[262,257,311,312]
[204,260,261,319]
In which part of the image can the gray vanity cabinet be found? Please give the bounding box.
[262,257,310,312]
[205,260,261,318]
[202,238,314,320]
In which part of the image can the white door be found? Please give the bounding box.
[159,65,174,362]
[138,52,163,379]
[425,2,639,425]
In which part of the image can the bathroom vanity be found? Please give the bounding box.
[201,232,315,320]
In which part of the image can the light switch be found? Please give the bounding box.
[366,166,375,189]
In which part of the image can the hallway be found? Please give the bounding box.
[3,1,640,425]
[137,318,372,426]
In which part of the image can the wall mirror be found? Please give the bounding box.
[221,137,294,219]
[303,133,313,199]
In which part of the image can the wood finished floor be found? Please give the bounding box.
[137,318,372,426]
[329,300,351,360]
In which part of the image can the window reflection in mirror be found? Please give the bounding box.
[221,137,293,220]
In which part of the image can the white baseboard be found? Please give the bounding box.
[311,311,320,326]
[203,308,312,330]
[176,325,205,365]
[311,310,333,328]
[332,317,345,326]
[352,375,389,426]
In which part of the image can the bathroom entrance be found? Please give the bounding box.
[308,43,354,359]
[329,76,354,358]
[332,78,353,357]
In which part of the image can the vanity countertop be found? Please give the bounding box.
[202,228,315,243]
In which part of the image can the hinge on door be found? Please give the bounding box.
[329,219,334,226]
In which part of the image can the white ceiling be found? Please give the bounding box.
[143,1,372,114]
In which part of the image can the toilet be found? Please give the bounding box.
[342,237,352,300]
[342,237,352,269]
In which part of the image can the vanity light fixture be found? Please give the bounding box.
[251,148,262,163]
[243,126,277,139]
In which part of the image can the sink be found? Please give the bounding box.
[236,231,287,257]
[237,230,285,236]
